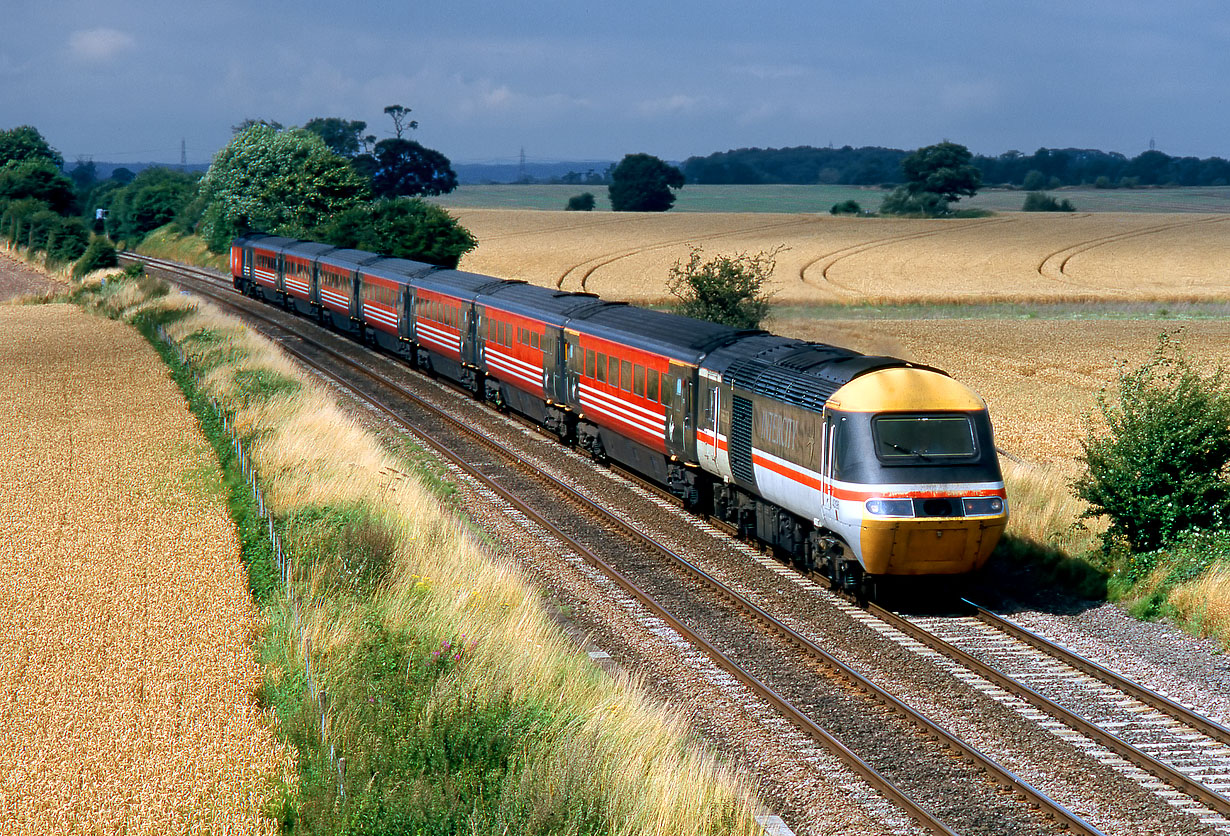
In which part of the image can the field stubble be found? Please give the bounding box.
[0,303,287,834]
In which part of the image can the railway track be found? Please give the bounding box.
[121,253,1223,835]
[883,601,1230,825]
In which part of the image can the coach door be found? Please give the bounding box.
[665,360,694,458]
[349,272,361,320]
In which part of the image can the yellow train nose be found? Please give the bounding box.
[860,516,1007,575]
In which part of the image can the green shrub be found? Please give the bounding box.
[1022,192,1076,212]
[1073,333,1230,552]
[72,236,119,279]
[878,186,949,217]
[46,216,90,263]
[829,199,862,215]
[667,245,780,329]
[565,192,595,211]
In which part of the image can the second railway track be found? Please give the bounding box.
[124,253,1229,836]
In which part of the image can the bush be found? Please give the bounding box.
[879,186,949,217]
[1073,334,1230,552]
[1022,192,1076,212]
[565,192,595,211]
[46,216,90,263]
[72,236,119,279]
[1022,170,1047,191]
[829,199,862,215]
[667,246,780,329]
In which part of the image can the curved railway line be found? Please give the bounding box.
[122,252,1229,836]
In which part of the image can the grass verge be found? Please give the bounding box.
[64,270,760,835]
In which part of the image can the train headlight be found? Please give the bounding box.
[864,498,915,517]
[961,496,1005,516]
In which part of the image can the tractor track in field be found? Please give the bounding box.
[555,216,823,292]
[1035,215,1230,289]
[798,217,1017,295]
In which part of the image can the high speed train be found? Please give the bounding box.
[232,234,1008,595]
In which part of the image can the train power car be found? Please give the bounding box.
[230,234,1008,593]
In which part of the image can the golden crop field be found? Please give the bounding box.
[772,316,1230,475]
[453,209,1230,306]
[0,304,286,833]
[452,209,1230,473]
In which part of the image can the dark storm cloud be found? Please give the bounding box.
[1,1,1225,165]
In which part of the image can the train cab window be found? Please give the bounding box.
[872,415,976,462]
[646,369,659,403]
[633,365,644,397]
[596,353,606,382]
[620,360,633,392]
[608,356,619,387]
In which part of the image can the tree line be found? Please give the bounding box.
[0,107,477,276]
[683,145,1230,189]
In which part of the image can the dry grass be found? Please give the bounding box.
[1169,568,1230,642]
[0,303,289,833]
[100,281,762,833]
[452,209,1230,306]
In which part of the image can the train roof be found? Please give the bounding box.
[238,234,298,252]
[711,338,941,411]
[282,241,337,259]
[569,304,756,364]
[361,256,437,284]
[317,248,383,270]
[415,268,509,300]
[477,283,611,325]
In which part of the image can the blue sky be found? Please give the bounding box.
[2,1,1227,166]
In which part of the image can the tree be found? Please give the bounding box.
[316,198,476,268]
[111,167,136,185]
[667,246,780,329]
[0,159,77,214]
[231,118,284,134]
[565,192,596,211]
[829,199,862,215]
[383,104,418,139]
[0,125,64,168]
[69,158,98,193]
[900,141,982,203]
[370,138,457,198]
[1074,334,1230,552]
[608,153,684,212]
[878,187,949,217]
[106,167,200,243]
[303,117,370,157]
[197,124,368,252]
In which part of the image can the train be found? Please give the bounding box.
[231,234,1008,595]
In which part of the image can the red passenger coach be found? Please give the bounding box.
[574,333,670,453]
[562,305,749,502]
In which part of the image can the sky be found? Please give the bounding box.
[2,1,1228,167]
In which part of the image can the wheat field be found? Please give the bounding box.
[452,209,1230,473]
[454,209,1230,306]
[0,304,287,834]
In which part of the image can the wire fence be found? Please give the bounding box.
[155,324,346,796]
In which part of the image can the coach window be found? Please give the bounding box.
[608,356,619,387]
[585,349,595,378]
[621,360,632,392]
[661,374,673,407]
[646,369,659,402]
[531,331,539,350]
[596,353,606,382]
[633,365,644,397]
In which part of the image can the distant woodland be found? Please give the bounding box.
[681,146,1230,188]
